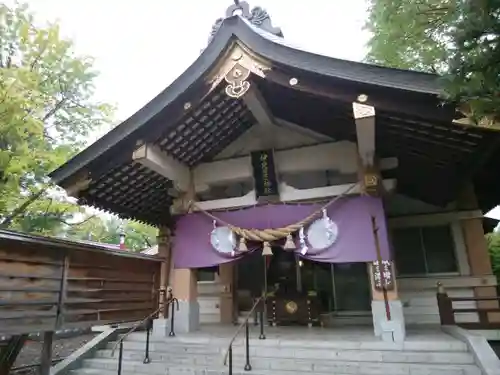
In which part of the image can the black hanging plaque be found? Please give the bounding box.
[250,149,279,200]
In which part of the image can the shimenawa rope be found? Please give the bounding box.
[189,182,359,243]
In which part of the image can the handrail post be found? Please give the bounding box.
[436,282,455,325]
[143,317,153,364]
[244,321,252,371]
[222,296,263,370]
[117,341,123,375]
[169,298,179,337]
[259,308,266,340]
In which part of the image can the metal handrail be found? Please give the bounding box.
[112,296,179,350]
[223,296,265,368]
[111,295,179,373]
[111,305,162,355]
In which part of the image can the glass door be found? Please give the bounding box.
[299,260,371,314]
[332,263,371,312]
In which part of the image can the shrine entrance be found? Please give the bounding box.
[300,260,371,313]
[235,247,371,324]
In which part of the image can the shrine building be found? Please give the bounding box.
[49,2,500,341]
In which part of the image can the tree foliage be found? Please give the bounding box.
[486,232,500,281]
[0,2,101,229]
[446,1,500,124]
[365,0,500,124]
[0,3,157,248]
[67,216,158,252]
[365,0,457,73]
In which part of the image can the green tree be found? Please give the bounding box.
[365,0,500,124]
[7,196,91,236]
[0,3,157,248]
[445,1,500,124]
[0,3,113,233]
[486,232,500,281]
[67,216,158,252]
[365,0,457,73]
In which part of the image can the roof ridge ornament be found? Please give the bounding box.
[209,1,283,43]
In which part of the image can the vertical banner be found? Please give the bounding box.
[250,149,279,201]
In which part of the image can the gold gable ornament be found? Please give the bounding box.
[363,172,380,196]
[225,64,251,99]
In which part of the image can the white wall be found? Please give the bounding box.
[197,280,221,324]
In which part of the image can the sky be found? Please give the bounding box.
[21,0,371,131]
[486,206,500,223]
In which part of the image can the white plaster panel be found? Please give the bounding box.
[214,118,331,160]
[198,296,220,324]
[194,141,361,192]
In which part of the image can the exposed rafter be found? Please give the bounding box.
[274,118,333,143]
[132,144,190,192]
[213,118,332,160]
[63,171,91,198]
[242,85,276,147]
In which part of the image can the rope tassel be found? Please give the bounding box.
[238,237,248,251]
[283,234,296,250]
[262,241,273,256]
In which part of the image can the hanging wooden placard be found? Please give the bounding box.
[250,149,279,200]
[372,260,395,291]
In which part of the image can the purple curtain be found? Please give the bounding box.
[172,196,390,269]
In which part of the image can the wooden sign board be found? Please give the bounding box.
[372,260,395,291]
[250,149,279,201]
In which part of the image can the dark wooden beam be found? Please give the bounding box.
[382,127,473,154]
[264,67,456,124]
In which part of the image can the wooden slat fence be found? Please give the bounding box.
[0,229,161,336]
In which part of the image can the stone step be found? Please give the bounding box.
[71,366,404,375]
[82,357,482,375]
[97,346,475,365]
[117,334,470,352]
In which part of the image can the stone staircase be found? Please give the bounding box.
[70,326,483,375]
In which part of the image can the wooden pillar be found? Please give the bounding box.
[169,170,200,332]
[157,226,171,318]
[173,268,198,301]
[172,267,199,332]
[219,263,235,324]
[458,183,500,322]
[360,167,405,341]
[40,331,54,375]
[353,97,405,341]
